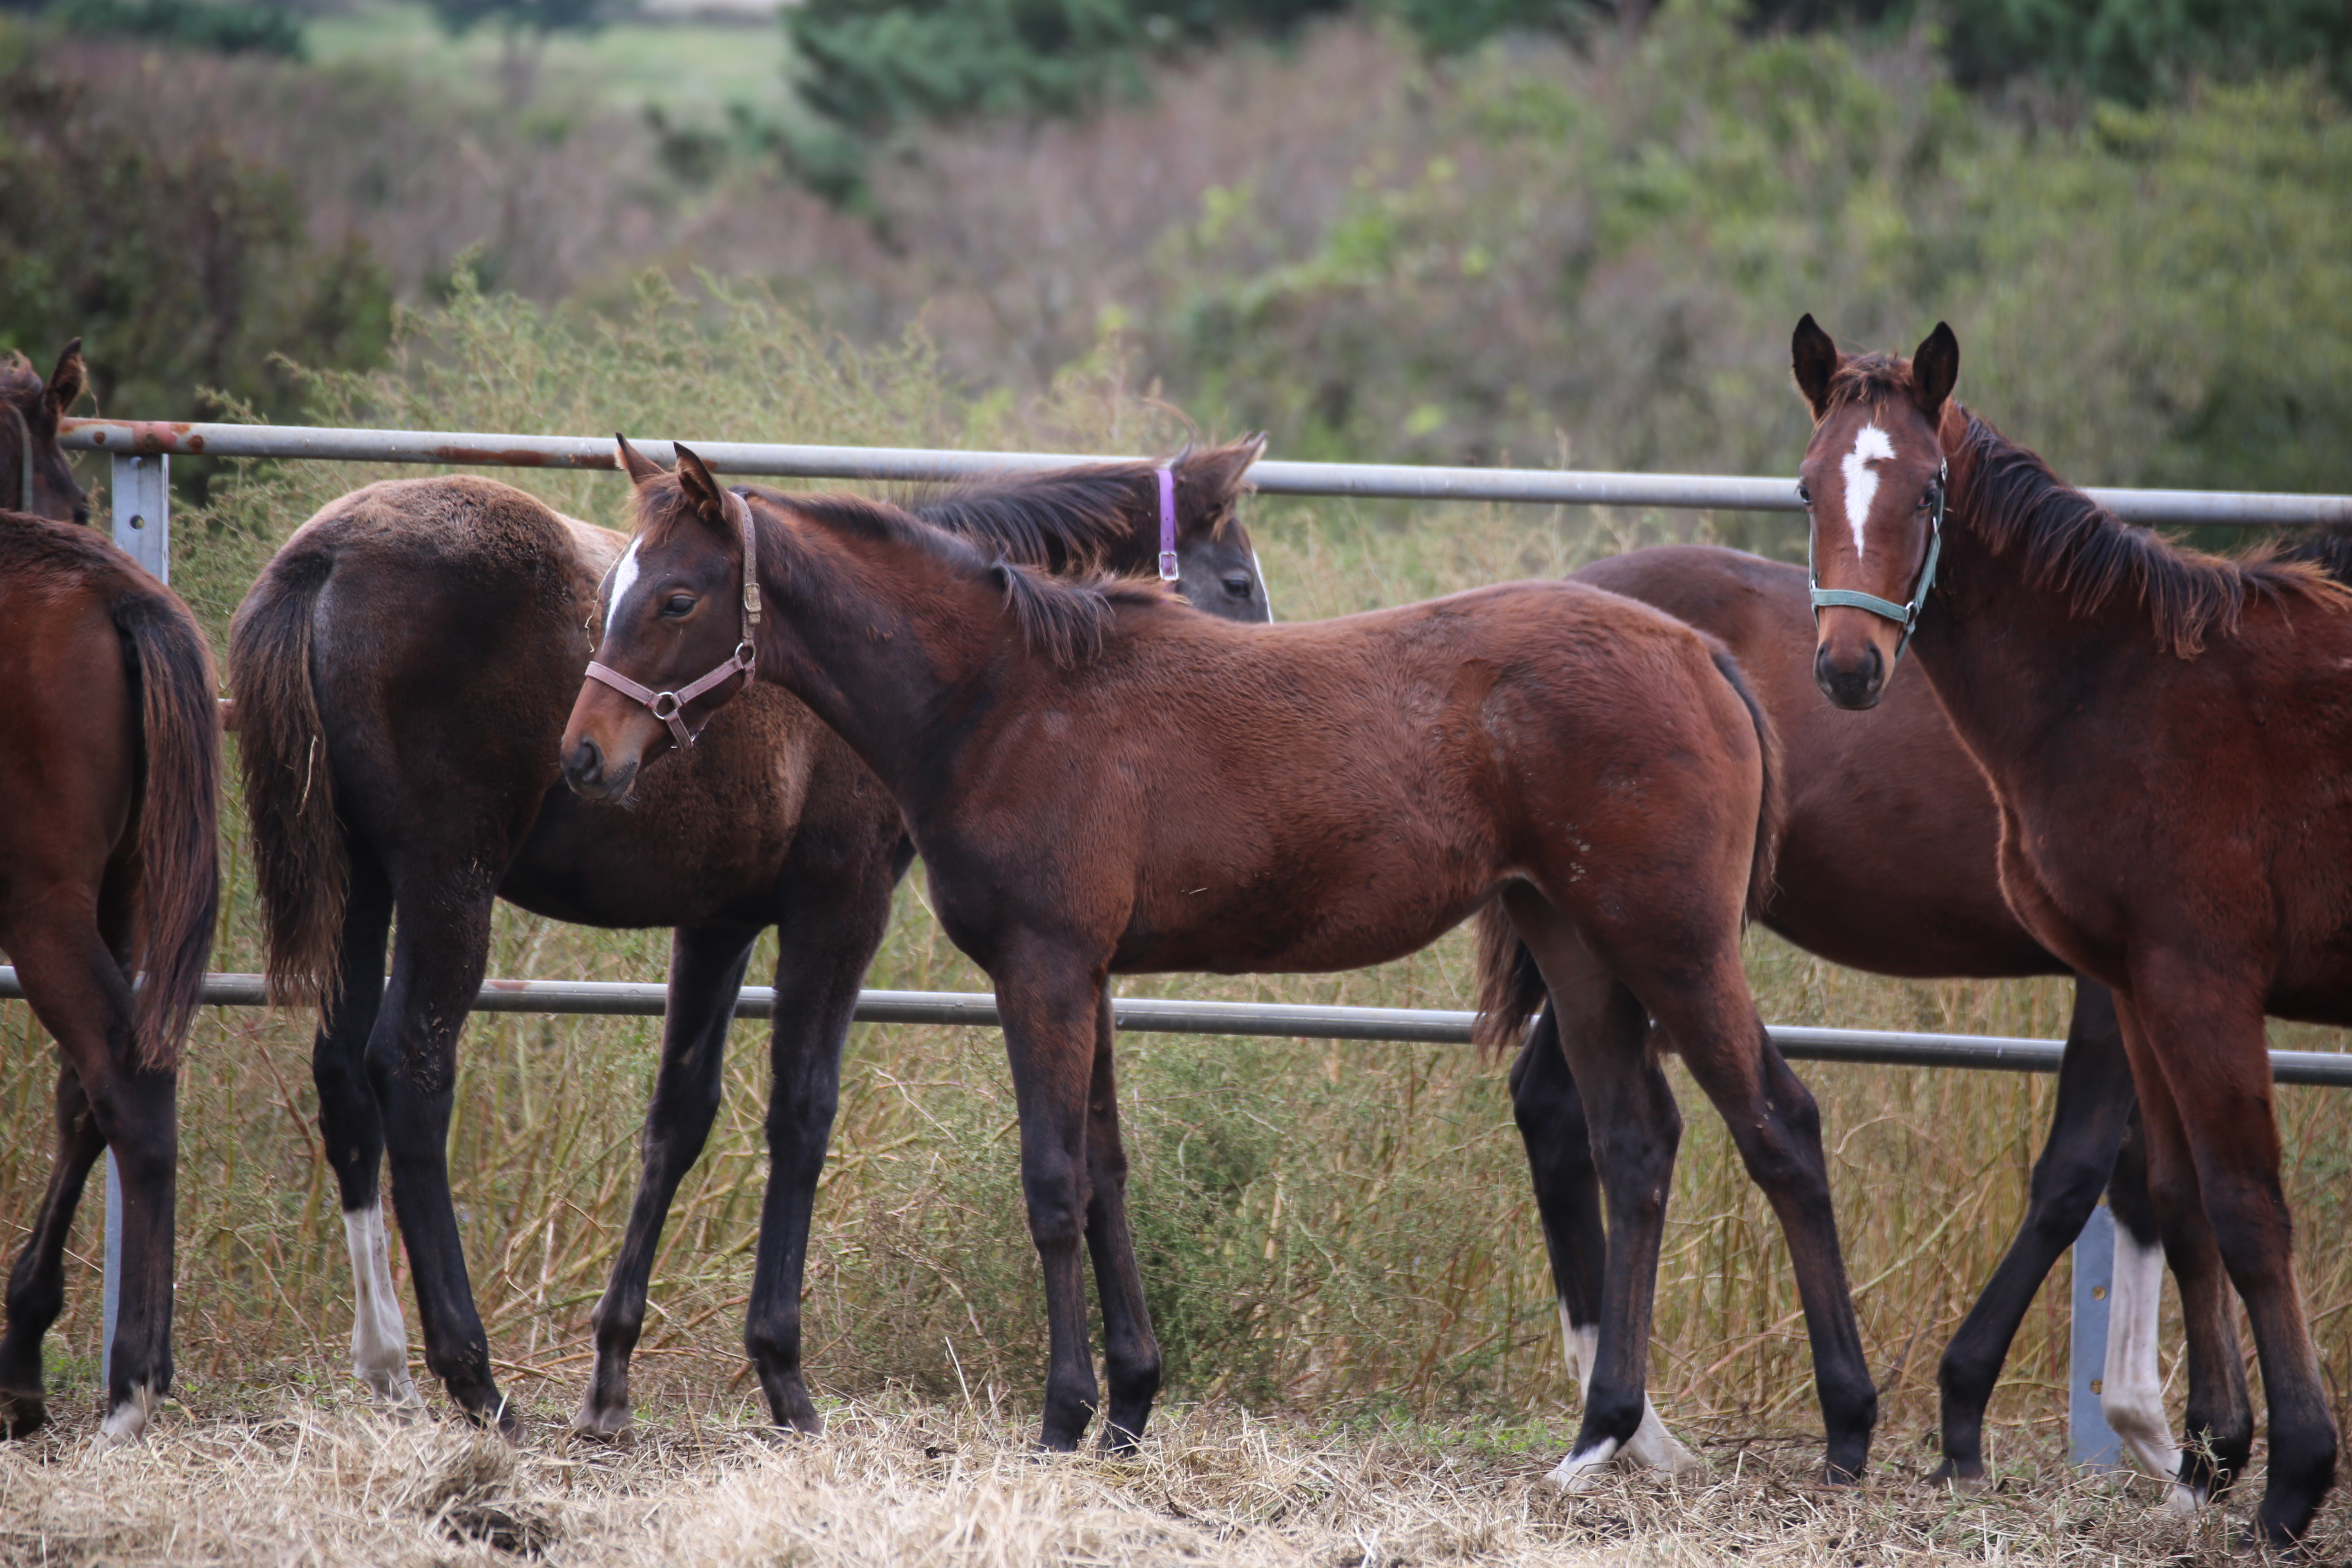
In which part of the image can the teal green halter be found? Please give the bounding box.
[1808,458,1947,662]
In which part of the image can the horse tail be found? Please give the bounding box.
[114,588,222,1071]
[1705,640,1784,924]
[1471,898,1549,1058]
[228,543,346,1013]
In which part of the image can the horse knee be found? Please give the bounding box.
[1020,1157,1089,1248]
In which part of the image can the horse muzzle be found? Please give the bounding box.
[561,734,639,802]
[1813,639,1886,711]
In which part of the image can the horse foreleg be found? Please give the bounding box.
[2123,972,2336,1547]
[993,944,1107,1451]
[1510,1000,1696,1477]
[311,848,418,1411]
[369,878,509,1432]
[1933,979,2134,1486]
[742,850,898,1434]
[574,922,757,1440]
[1081,981,1160,1453]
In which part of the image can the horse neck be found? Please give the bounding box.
[749,513,1000,796]
[1904,409,2118,776]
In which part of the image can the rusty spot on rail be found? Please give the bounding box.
[428,444,616,469]
[484,978,529,991]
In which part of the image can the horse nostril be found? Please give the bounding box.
[566,737,603,787]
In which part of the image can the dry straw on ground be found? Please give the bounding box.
[0,1388,2314,1567]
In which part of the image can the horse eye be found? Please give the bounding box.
[1795,482,1812,506]
[661,594,696,617]
[1222,573,1253,599]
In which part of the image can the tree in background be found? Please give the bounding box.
[0,27,392,500]
[427,0,631,99]
[43,0,305,58]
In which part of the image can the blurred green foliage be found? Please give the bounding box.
[51,0,306,58]
[0,21,392,495]
[1131,3,2351,541]
[426,0,619,42]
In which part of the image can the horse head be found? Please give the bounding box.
[3,340,91,526]
[1791,314,1958,710]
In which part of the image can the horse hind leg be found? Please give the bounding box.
[311,844,420,1412]
[574,922,757,1441]
[1499,888,1689,1492]
[1508,999,1697,1478]
[1932,979,2135,1487]
[1635,944,1875,1483]
[0,1050,107,1437]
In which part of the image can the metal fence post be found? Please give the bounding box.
[2070,1200,2121,1468]
[100,451,165,1386]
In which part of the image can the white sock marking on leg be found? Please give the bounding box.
[99,1381,158,1444]
[2100,1226,2185,1490]
[1556,1300,1700,1478]
[343,1202,422,1410]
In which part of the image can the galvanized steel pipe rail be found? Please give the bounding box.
[7,967,2348,1085]
[59,419,2352,527]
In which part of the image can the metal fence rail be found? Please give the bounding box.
[59,418,2352,528]
[8,967,2350,1086]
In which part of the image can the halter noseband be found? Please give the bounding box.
[584,487,762,751]
[1156,466,1179,582]
[1808,457,1947,662]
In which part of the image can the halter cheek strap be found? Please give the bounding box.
[1156,466,1179,582]
[585,489,762,751]
[1809,458,1947,662]
[9,402,34,513]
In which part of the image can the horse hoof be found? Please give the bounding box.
[1925,1459,1988,1492]
[0,1388,47,1439]
[99,1382,160,1446]
[568,1403,635,1444]
[2164,1480,2203,1515]
[1546,1437,1621,1493]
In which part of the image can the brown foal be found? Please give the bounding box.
[1800,315,2346,1545]
[559,439,1876,1483]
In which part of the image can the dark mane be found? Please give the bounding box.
[648,481,1174,668]
[1955,410,2350,655]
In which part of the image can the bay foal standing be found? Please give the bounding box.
[1799,316,2347,1545]
[0,504,219,1443]
[230,448,1269,1436]
[560,439,1876,1482]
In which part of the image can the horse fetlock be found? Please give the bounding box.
[1622,1399,1704,1476]
[569,1392,636,1443]
[757,1365,824,1435]
[99,1380,161,1445]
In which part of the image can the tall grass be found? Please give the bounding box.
[11,283,2351,1472]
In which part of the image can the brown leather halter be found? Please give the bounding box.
[585,487,762,751]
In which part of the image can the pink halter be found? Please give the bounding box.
[585,488,762,751]
[1156,466,1179,582]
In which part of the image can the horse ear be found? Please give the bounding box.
[1175,434,1266,508]
[615,434,668,487]
[1911,322,1959,419]
[41,338,85,425]
[1791,314,1840,421]
[671,443,731,531]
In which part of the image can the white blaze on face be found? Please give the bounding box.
[1251,547,1273,619]
[1841,423,1897,563]
[604,537,643,641]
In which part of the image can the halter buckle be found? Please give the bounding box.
[648,691,683,722]
[1157,550,1179,582]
